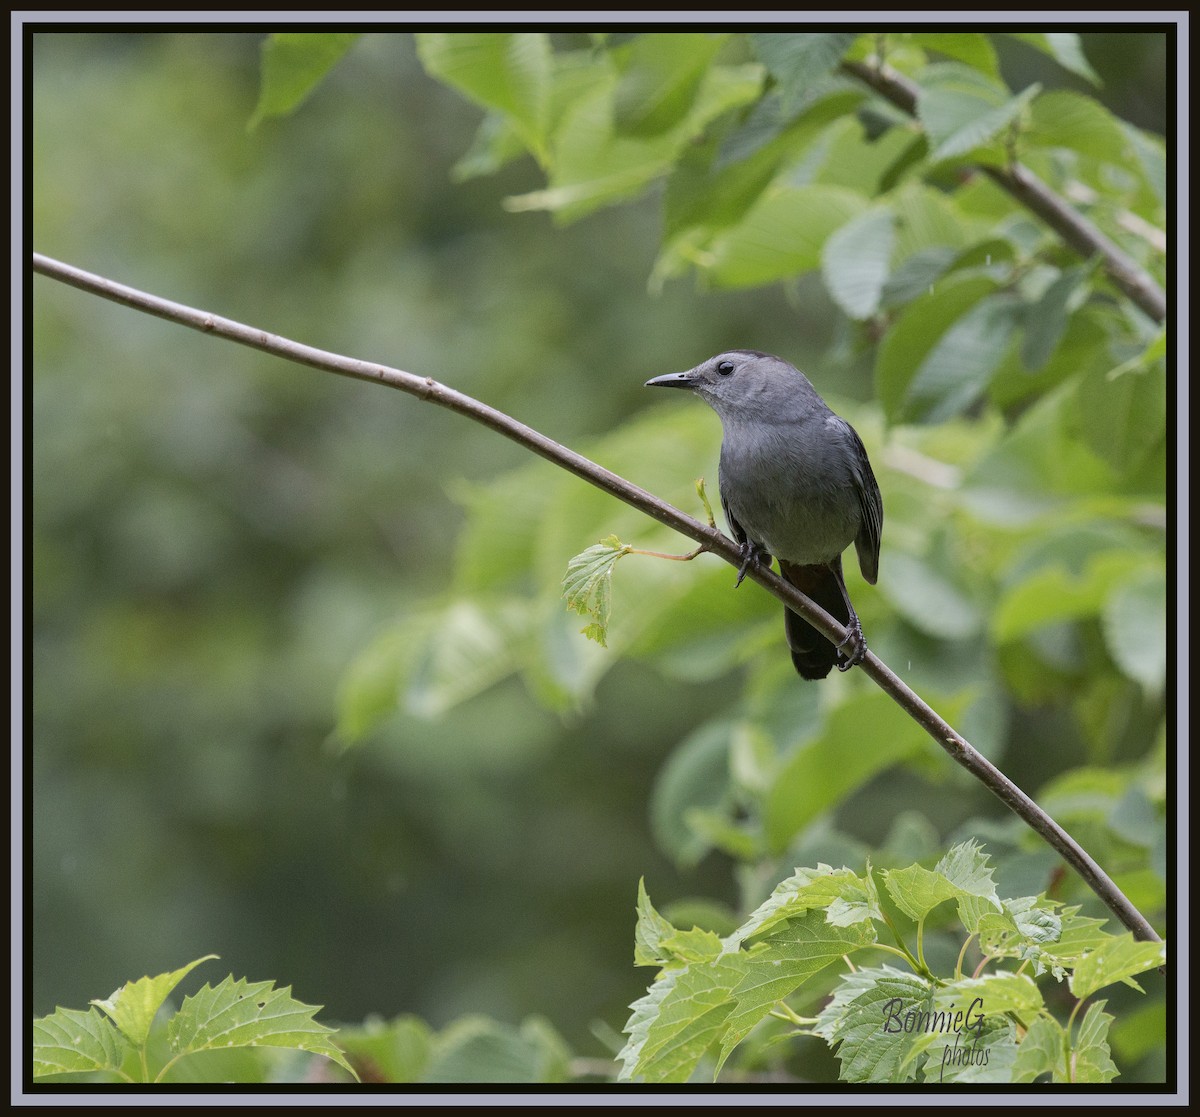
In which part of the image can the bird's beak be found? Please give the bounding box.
[644,370,697,390]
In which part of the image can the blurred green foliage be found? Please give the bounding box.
[31,29,1169,1084]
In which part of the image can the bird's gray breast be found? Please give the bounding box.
[718,412,863,565]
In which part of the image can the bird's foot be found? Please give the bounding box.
[734,540,770,587]
[835,615,868,671]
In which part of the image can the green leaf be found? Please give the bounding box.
[1025,91,1139,167]
[635,878,685,967]
[992,550,1147,643]
[423,1016,570,1084]
[1069,934,1167,1000]
[1071,359,1166,475]
[821,206,895,319]
[729,864,883,947]
[1102,567,1166,691]
[1007,32,1101,85]
[613,33,728,137]
[167,975,356,1080]
[814,966,933,1082]
[416,32,553,162]
[1020,265,1091,371]
[509,61,762,220]
[32,1006,130,1079]
[650,719,736,867]
[91,954,218,1047]
[618,954,745,1082]
[1012,1014,1066,1082]
[907,32,1000,78]
[717,909,877,1070]
[877,550,982,640]
[749,32,858,109]
[917,67,1040,163]
[933,972,1043,1028]
[562,535,630,647]
[335,1015,433,1084]
[884,840,1000,928]
[876,273,997,424]
[764,690,956,851]
[250,33,361,128]
[902,293,1022,423]
[706,184,866,287]
[1071,1001,1118,1083]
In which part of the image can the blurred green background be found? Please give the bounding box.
[30,29,1168,1077]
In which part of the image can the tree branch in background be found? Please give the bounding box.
[31,251,1162,946]
[839,59,1168,324]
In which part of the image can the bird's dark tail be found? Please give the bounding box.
[778,559,855,680]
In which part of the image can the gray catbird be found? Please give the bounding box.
[646,350,882,679]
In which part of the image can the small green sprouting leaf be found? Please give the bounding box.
[1069,935,1167,1000]
[167,975,357,1081]
[91,954,219,1047]
[562,534,630,647]
[250,33,361,128]
[32,1006,129,1079]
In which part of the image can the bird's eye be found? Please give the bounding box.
[717,360,735,376]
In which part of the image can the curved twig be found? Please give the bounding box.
[31,252,1162,945]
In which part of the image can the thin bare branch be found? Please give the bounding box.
[31,252,1162,945]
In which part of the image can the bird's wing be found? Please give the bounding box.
[845,424,883,585]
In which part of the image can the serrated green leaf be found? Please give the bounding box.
[91,954,218,1047]
[814,966,934,1083]
[32,1006,130,1079]
[167,975,356,1080]
[821,206,895,319]
[1102,567,1166,691]
[562,534,630,648]
[934,972,1043,1027]
[717,910,878,1070]
[729,865,882,947]
[884,839,1000,927]
[1071,1001,1118,1082]
[618,955,744,1082]
[1069,934,1167,1000]
[634,878,684,967]
[250,33,361,128]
